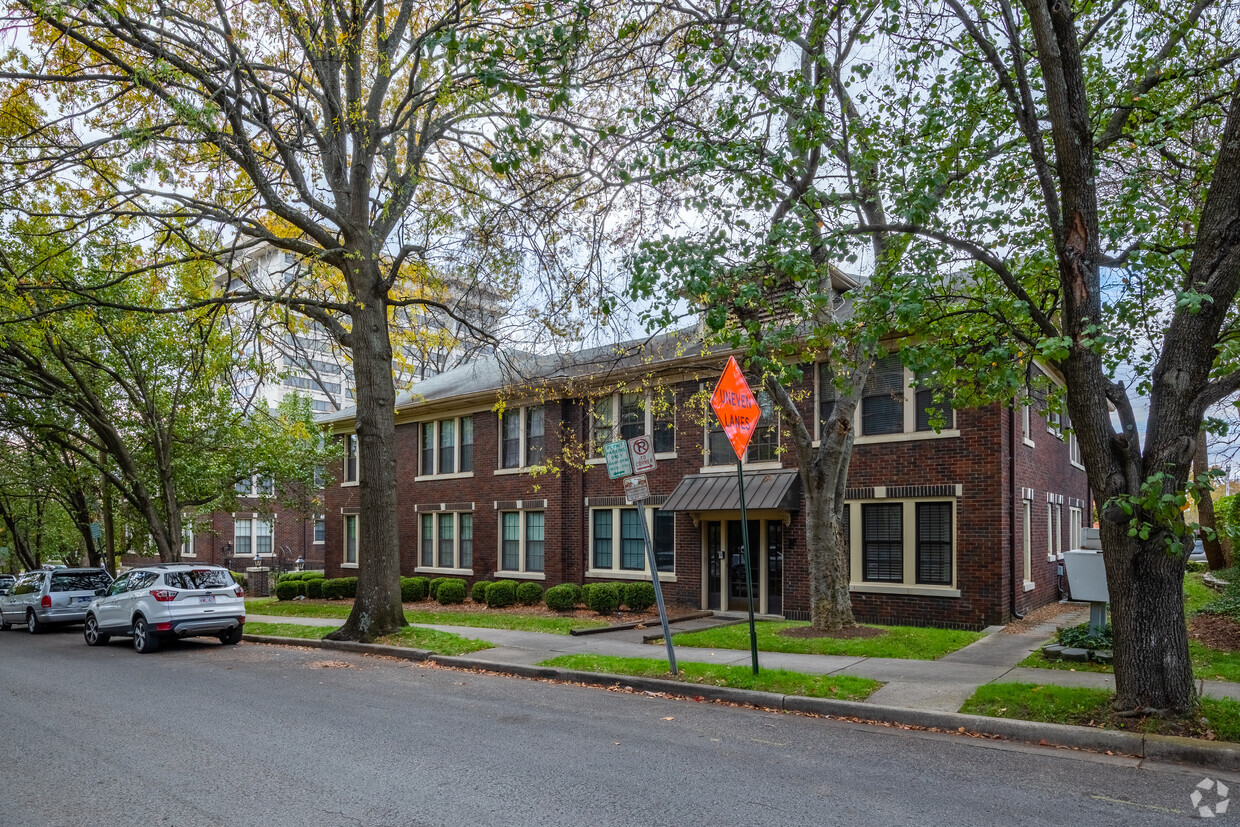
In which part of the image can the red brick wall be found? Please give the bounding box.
[321,369,1090,629]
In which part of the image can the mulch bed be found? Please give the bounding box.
[778,624,885,640]
[1190,613,1240,652]
[1000,601,1089,635]
[398,598,696,627]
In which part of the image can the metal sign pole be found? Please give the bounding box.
[736,459,759,675]
[635,500,678,676]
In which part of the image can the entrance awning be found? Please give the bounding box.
[661,469,801,513]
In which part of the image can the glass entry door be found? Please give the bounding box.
[706,522,722,610]
[727,520,760,612]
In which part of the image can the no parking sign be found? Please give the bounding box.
[627,434,657,473]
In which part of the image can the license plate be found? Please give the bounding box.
[74,596,92,604]
[198,596,216,604]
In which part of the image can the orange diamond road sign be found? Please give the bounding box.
[711,356,761,461]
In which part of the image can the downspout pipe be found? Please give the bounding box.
[1010,404,1024,620]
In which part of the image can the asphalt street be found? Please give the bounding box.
[0,626,1231,826]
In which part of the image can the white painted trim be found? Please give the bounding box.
[1023,437,1036,448]
[854,429,961,446]
[1023,580,1036,592]
[697,460,784,475]
[415,567,474,576]
[849,583,961,598]
[587,570,678,583]
[493,570,546,581]
[341,563,359,569]
[340,481,359,488]
[414,471,475,482]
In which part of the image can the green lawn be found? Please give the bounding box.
[961,682,1240,743]
[669,621,982,660]
[245,620,493,655]
[246,598,608,635]
[1185,571,1224,614]
[540,654,881,700]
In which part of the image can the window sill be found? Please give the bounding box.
[698,460,784,474]
[586,570,677,582]
[492,466,549,477]
[854,429,961,445]
[1023,438,1036,448]
[341,481,359,488]
[313,541,324,546]
[341,563,359,569]
[414,471,475,482]
[494,571,546,580]
[849,583,960,598]
[1023,580,1036,592]
[1069,461,1085,471]
[415,567,474,576]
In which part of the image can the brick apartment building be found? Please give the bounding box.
[320,337,1089,629]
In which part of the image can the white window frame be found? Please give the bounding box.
[495,510,546,579]
[415,416,476,480]
[1022,496,1034,590]
[844,497,960,597]
[181,524,197,558]
[1022,402,1035,447]
[587,506,677,581]
[816,360,961,446]
[414,511,475,575]
[342,514,359,568]
[1046,502,1054,562]
[494,406,546,474]
[313,516,325,546]
[1068,429,1083,469]
[1069,506,1082,550]
[232,515,273,559]
[343,433,359,486]
[588,389,677,461]
[1055,503,1064,559]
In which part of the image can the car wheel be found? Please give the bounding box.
[220,624,244,645]
[0,615,10,631]
[83,615,110,647]
[26,611,43,634]
[132,617,160,654]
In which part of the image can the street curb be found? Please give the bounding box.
[246,635,1240,771]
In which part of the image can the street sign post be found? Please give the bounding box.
[603,440,633,480]
[627,434,657,474]
[710,355,761,675]
[604,439,677,675]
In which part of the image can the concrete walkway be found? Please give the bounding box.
[246,610,1240,710]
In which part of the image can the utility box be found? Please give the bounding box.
[1063,550,1108,602]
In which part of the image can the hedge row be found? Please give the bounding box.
[278,571,326,584]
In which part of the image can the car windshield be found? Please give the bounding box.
[163,569,233,590]
[50,572,111,592]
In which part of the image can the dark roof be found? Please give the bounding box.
[661,469,801,512]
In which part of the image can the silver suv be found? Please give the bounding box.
[83,565,245,653]
[0,568,113,633]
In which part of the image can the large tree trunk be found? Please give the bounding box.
[1193,431,1230,570]
[326,275,407,642]
[803,471,856,630]
[1100,523,1196,713]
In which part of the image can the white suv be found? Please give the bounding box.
[83,564,245,653]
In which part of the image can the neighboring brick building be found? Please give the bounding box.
[320,338,1089,629]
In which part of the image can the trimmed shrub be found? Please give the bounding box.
[230,572,248,590]
[516,581,543,606]
[580,583,596,607]
[321,577,358,600]
[622,582,656,612]
[485,580,517,609]
[586,582,621,615]
[567,583,583,603]
[279,572,303,583]
[429,577,448,600]
[301,571,326,581]
[409,577,430,600]
[400,577,427,602]
[544,584,577,612]
[471,580,491,604]
[437,579,467,605]
[274,580,300,601]
[304,578,324,599]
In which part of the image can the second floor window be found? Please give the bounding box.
[708,390,776,465]
[345,434,358,483]
[592,390,676,455]
[421,418,474,476]
[862,355,904,436]
[499,407,545,470]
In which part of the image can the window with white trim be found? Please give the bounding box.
[1046,504,1054,561]
[498,510,544,573]
[1069,506,1082,550]
[418,512,474,571]
[1068,419,1082,467]
[590,507,674,575]
[845,498,957,590]
[499,407,545,470]
[235,474,273,496]
[419,416,474,476]
[819,357,956,441]
[181,525,196,558]
[707,390,777,465]
[1055,503,1063,557]
[344,434,358,483]
[591,389,675,456]
[233,517,272,558]
[343,514,358,566]
[313,517,325,544]
[1022,497,1032,582]
[1022,402,1033,445]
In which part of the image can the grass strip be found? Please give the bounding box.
[670,621,982,660]
[246,598,608,635]
[245,620,493,655]
[961,682,1240,743]
[540,654,881,700]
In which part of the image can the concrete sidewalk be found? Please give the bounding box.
[246,610,1240,709]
